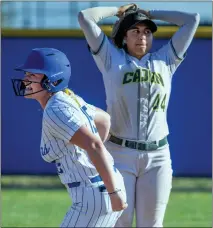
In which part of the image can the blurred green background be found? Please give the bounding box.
[2,176,212,227]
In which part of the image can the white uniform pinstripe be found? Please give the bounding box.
[40,91,126,227]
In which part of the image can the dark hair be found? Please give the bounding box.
[112,11,157,49]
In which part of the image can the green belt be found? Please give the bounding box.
[109,135,168,151]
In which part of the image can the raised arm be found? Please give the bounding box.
[78,7,118,53]
[147,10,200,58]
[78,4,138,52]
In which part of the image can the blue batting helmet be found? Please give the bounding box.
[12,48,71,95]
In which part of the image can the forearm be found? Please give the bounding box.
[87,144,118,193]
[79,7,118,24]
[70,126,117,192]
[149,10,199,27]
[78,7,118,53]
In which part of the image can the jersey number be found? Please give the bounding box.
[56,162,63,174]
[152,93,167,112]
[81,105,98,134]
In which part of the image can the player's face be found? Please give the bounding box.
[23,72,48,99]
[124,23,153,59]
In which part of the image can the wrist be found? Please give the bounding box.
[108,189,122,195]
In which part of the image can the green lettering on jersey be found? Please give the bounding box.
[151,72,157,84]
[123,72,134,84]
[141,68,149,82]
[161,94,167,112]
[156,73,164,87]
[122,69,164,87]
[152,93,167,112]
[133,69,140,83]
[152,94,161,111]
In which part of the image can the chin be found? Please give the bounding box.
[24,95,34,99]
[136,46,146,52]
[136,50,147,57]
[24,92,37,99]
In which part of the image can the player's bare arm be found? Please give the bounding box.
[93,107,111,142]
[70,125,127,211]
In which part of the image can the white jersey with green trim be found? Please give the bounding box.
[92,37,183,142]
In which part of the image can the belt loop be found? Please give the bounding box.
[121,139,126,147]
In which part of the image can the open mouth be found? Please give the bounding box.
[23,81,33,94]
[11,79,44,96]
[25,86,33,92]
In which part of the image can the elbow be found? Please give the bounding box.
[192,13,200,25]
[78,11,83,24]
[88,139,105,155]
[92,140,104,151]
[78,11,86,26]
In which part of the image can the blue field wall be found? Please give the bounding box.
[2,36,212,176]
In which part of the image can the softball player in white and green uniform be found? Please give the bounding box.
[78,3,199,227]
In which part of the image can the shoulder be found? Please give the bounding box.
[44,92,80,119]
[48,91,79,108]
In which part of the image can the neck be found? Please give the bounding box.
[126,49,146,60]
[133,53,145,60]
[37,93,53,109]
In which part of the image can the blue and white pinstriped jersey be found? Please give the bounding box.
[40,91,114,184]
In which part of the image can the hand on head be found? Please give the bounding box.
[117,3,138,18]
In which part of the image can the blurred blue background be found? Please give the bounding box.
[1,2,212,177]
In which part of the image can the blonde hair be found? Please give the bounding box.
[64,88,73,96]
[63,88,81,108]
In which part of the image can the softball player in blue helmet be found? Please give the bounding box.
[12,47,127,227]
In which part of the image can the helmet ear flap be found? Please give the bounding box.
[41,75,51,91]
[41,75,64,92]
